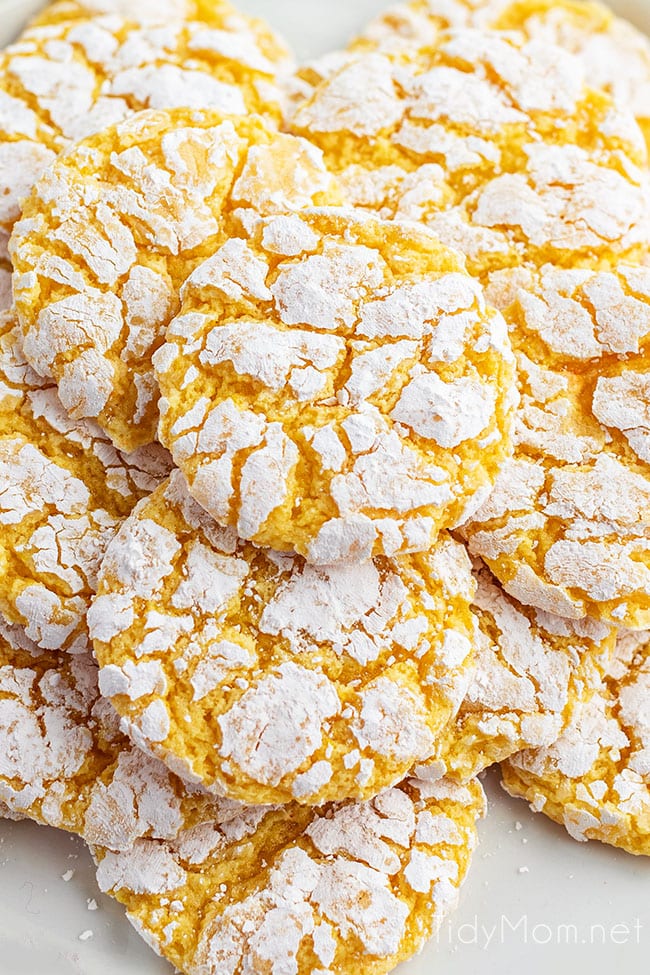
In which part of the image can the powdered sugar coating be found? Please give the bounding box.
[90,470,478,805]
[0,7,292,265]
[0,310,171,650]
[156,207,515,562]
[503,629,650,856]
[416,561,616,783]
[463,264,650,629]
[11,109,337,450]
[0,617,235,851]
[94,775,485,975]
[353,0,650,150]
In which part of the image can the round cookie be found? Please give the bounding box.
[462,264,650,629]
[289,31,650,280]
[502,629,650,856]
[0,616,229,851]
[418,561,616,783]
[353,1,650,149]
[90,470,477,806]
[0,10,292,264]
[0,309,171,651]
[11,109,338,451]
[155,208,516,563]
[94,775,486,975]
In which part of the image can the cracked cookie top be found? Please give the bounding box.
[353,0,650,149]
[462,264,650,628]
[90,471,477,806]
[155,207,515,562]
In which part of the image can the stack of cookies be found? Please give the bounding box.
[0,0,648,973]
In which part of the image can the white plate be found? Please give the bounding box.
[0,2,649,973]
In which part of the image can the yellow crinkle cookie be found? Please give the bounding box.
[155,208,516,563]
[290,31,650,627]
[354,0,650,149]
[289,30,650,281]
[90,470,477,806]
[94,775,485,975]
[0,616,230,851]
[11,109,338,451]
[502,629,650,856]
[462,264,650,628]
[422,561,615,782]
[0,9,291,266]
[0,309,170,651]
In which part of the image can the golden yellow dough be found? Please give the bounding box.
[289,30,650,627]
[90,471,478,806]
[155,207,516,563]
[502,629,650,856]
[422,561,616,782]
[353,0,650,149]
[11,109,338,451]
[94,776,486,975]
[0,310,170,651]
[0,618,229,850]
[0,8,292,265]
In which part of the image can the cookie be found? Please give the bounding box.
[90,470,477,806]
[0,4,289,274]
[290,31,650,626]
[0,11,292,264]
[502,629,649,856]
[289,31,649,276]
[94,775,485,975]
[462,264,650,629]
[0,309,171,651]
[11,109,338,451]
[419,561,616,783]
[155,207,516,562]
[0,616,229,851]
[354,0,650,149]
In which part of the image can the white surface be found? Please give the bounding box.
[0,1,649,974]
